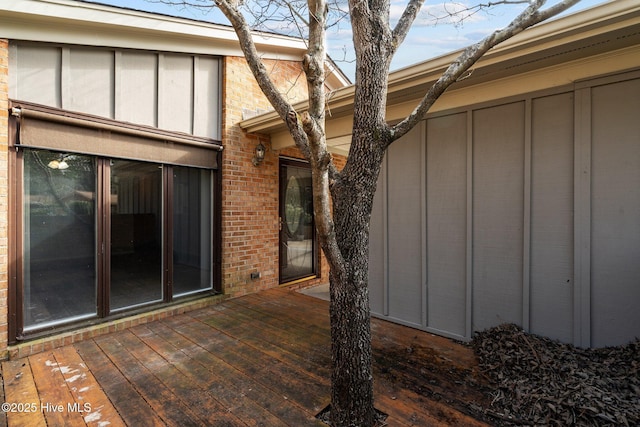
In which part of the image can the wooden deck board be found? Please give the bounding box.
[2,287,490,426]
[94,332,212,426]
[130,323,288,427]
[201,302,332,379]
[74,339,167,427]
[1,358,47,427]
[155,316,324,426]
[50,345,126,427]
[171,313,330,414]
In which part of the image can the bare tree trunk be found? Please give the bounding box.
[327,140,386,426]
[328,267,374,426]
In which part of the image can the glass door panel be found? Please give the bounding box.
[172,167,213,296]
[110,160,163,310]
[23,149,97,330]
[279,161,316,283]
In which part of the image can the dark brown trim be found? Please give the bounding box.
[164,165,174,302]
[98,158,110,317]
[278,157,318,285]
[7,116,21,344]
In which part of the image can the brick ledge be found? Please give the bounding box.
[5,294,229,360]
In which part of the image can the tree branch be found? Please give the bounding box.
[390,0,582,143]
[214,0,313,154]
[391,0,426,54]
[303,0,346,271]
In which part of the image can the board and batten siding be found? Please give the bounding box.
[369,69,640,348]
[8,43,221,139]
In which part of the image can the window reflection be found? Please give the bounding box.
[23,150,97,329]
[173,167,213,296]
[110,160,163,310]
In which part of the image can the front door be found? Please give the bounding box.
[279,159,317,284]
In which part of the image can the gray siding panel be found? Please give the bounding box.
[426,113,467,336]
[472,102,525,332]
[530,92,574,342]
[387,126,423,325]
[159,54,194,134]
[118,51,158,127]
[194,57,221,138]
[9,45,61,107]
[68,49,114,118]
[591,78,640,347]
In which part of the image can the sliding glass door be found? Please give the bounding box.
[20,148,216,334]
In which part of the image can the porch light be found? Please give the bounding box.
[252,142,266,166]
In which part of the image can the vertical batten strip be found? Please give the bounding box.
[522,98,532,332]
[421,121,428,329]
[60,47,70,111]
[382,155,389,317]
[465,110,473,340]
[114,51,122,122]
[157,53,165,130]
[191,56,197,135]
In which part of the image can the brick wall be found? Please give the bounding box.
[221,56,345,296]
[0,39,8,359]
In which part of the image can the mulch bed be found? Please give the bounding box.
[472,323,640,426]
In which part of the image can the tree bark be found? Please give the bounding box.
[328,149,384,426]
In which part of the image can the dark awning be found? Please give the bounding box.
[11,101,222,169]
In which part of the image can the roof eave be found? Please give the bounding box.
[240,0,640,135]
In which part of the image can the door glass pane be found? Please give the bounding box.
[23,149,97,330]
[280,164,316,283]
[173,167,212,296]
[110,160,162,310]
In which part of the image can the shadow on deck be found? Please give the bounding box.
[1,287,491,426]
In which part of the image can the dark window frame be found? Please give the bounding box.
[278,157,320,285]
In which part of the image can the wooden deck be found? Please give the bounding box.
[1,288,490,426]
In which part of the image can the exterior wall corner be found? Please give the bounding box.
[0,38,9,359]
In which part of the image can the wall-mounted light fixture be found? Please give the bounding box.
[48,156,69,170]
[252,142,266,166]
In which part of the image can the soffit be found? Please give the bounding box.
[0,0,307,60]
[240,0,640,140]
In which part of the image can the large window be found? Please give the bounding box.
[19,148,217,334]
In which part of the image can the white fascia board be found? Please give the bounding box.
[0,0,307,59]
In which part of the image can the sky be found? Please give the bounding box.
[82,0,606,80]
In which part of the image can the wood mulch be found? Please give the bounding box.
[473,323,640,426]
[0,287,491,426]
